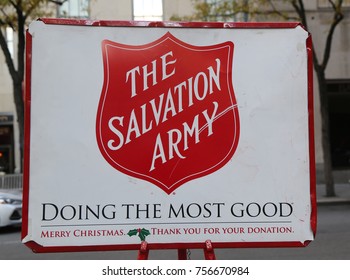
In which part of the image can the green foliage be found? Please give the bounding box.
[0,0,67,173]
[128,228,151,241]
[0,0,62,30]
[170,0,298,22]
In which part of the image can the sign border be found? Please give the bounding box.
[22,19,316,253]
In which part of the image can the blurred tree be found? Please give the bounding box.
[0,0,67,171]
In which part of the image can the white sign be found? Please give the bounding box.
[22,19,316,252]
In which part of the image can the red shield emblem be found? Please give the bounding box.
[96,32,240,194]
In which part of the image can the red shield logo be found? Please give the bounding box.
[96,32,240,194]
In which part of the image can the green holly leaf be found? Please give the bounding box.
[138,228,150,241]
[127,228,150,241]
[127,229,138,237]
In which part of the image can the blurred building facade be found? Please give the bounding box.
[0,0,349,179]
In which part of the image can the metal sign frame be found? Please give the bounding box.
[22,19,316,253]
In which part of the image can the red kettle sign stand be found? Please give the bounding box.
[137,240,216,260]
[22,19,316,258]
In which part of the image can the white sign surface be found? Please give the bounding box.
[22,19,316,252]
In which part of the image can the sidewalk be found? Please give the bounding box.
[317,183,350,205]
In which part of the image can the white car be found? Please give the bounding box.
[0,190,22,228]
